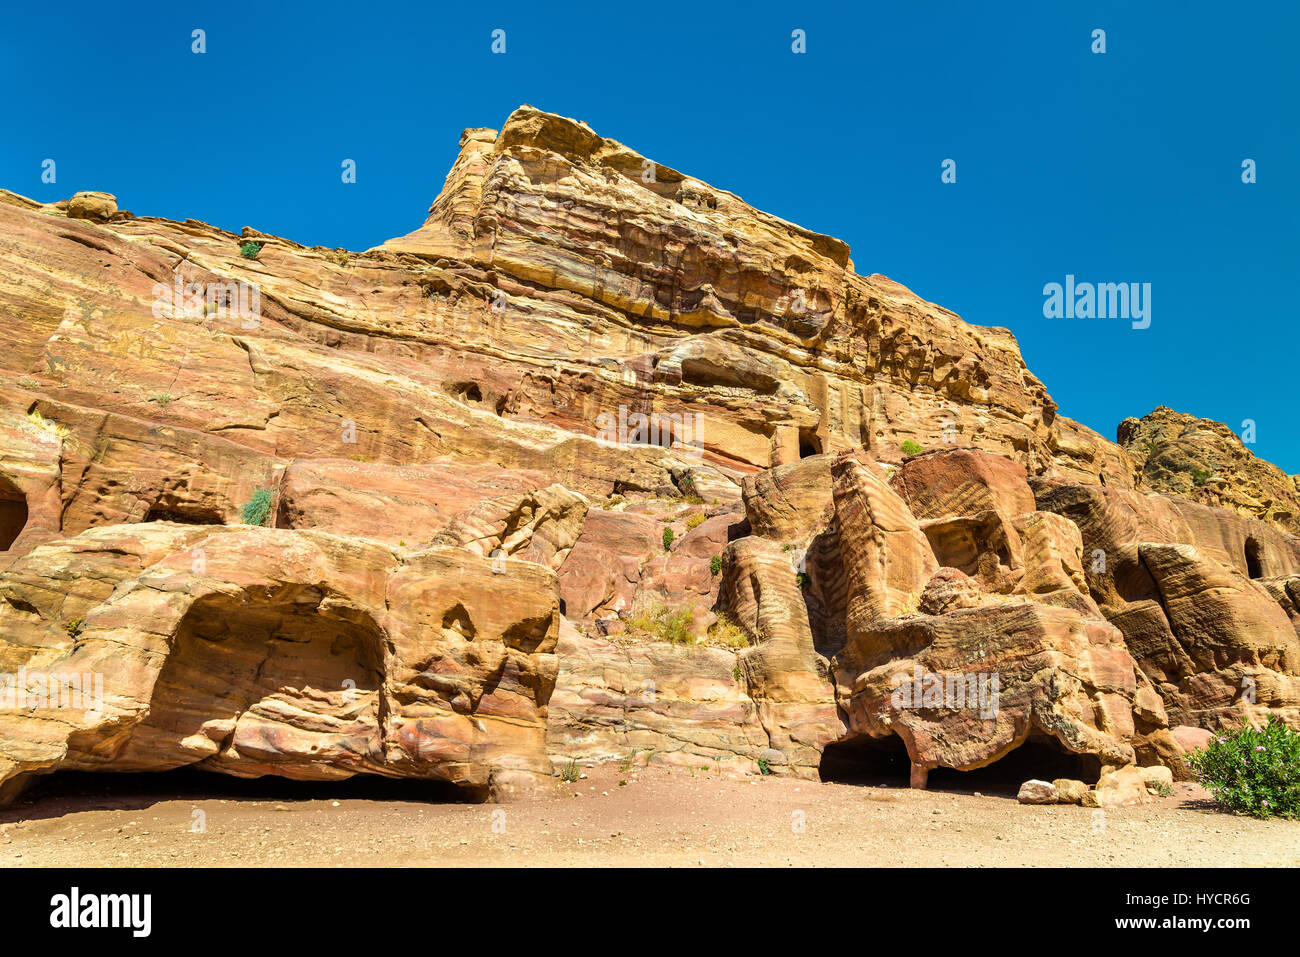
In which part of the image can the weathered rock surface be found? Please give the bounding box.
[0,525,560,802]
[1,106,1298,802]
[1119,406,1300,535]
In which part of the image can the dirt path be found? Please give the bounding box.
[2,766,1296,867]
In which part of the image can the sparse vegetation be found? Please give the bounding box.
[560,759,581,783]
[1187,715,1300,819]
[756,756,772,776]
[795,572,810,588]
[685,512,705,531]
[149,392,173,407]
[1153,782,1174,798]
[1191,467,1214,487]
[901,440,924,456]
[239,241,263,260]
[627,602,694,644]
[708,611,750,649]
[600,494,625,510]
[662,527,674,551]
[16,379,39,389]
[240,487,275,527]
[65,617,85,639]
[677,471,700,501]
[710,555,722,576]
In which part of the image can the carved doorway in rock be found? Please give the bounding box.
[0,475,28,550]
[122,587,386,779]
[1245,536,1264,579]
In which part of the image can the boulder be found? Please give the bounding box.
[1018,779,1059,804]
[66,190,117,222]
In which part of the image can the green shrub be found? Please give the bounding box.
[795,571,810,588]
[710,555,722,576]
[685,512,705,531]
[1191,467,1214,487]
[901,440,924,456]
[662,526,674,551]
[1187,715,1300,819]
[65,617,85,639]
[239,241,263,260]
[149,392,173,406]
[560,759,581,783]
[756,756,772,776]
[241,487,275,526]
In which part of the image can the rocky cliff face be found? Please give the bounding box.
[0,106,1296,803]
[1118,406,1300,535]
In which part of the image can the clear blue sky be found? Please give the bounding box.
[3,1,1296,471]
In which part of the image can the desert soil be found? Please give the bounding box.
[2,766,1295,868]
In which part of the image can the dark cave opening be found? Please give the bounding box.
[8,766,477,818]
[818,735,912,786]
[0,476,27,550]
[798,428,823,459]
[819,733,1103,795]
[144,504,226,525]
[1245,537,1264,579]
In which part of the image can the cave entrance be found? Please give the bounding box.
[7,766,475,818]
[798,428,823,459]
[118,588,387,779]
[1245,537,1264,579]
[925,734,1103,796]
[144,503,226,525]
[0,475,28,550]
[819,731,1103,795]
[819,734,912,786]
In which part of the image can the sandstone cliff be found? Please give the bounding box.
[0,106,1295,804]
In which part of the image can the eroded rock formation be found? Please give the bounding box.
[0,106,1297,803]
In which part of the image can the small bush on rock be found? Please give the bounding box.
[241,487,274,527]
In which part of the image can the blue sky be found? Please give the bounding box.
[3,1,1297,471]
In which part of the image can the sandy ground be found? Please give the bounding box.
[2,766,1296,868]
